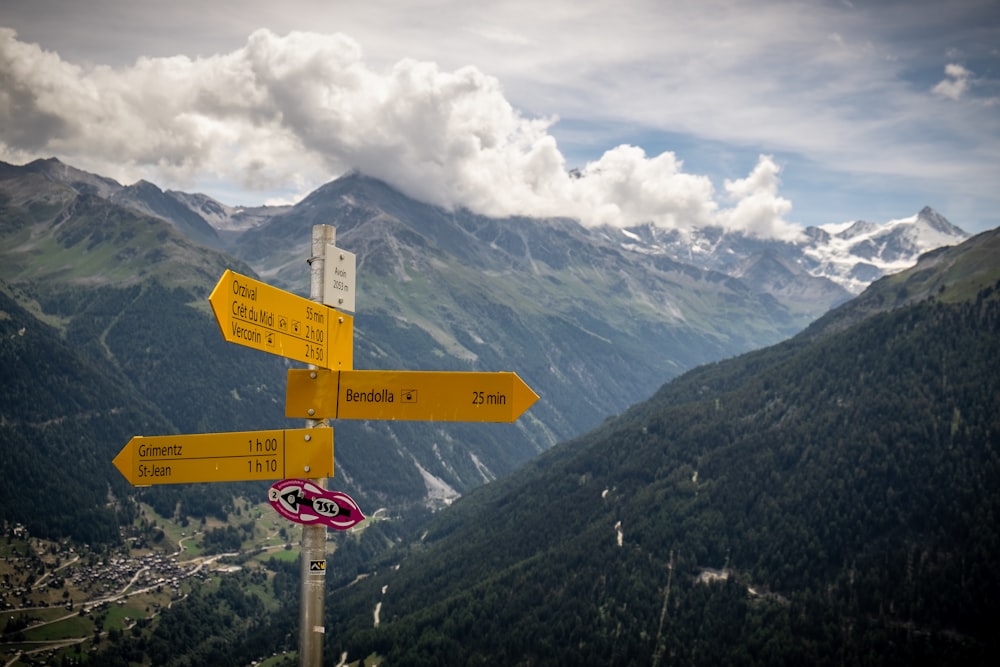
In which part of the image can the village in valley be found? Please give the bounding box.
[1,499,301,666]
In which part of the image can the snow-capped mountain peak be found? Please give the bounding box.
[805,206,969,293]
[610,207,969,319]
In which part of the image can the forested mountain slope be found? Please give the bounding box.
[322,227,1000,665]
[0,166,304,536]
[0,284,148,542]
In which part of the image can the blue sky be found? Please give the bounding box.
[2,0,998,235]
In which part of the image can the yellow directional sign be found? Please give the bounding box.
[112,428,334,486]
[285,369,539,422]
[208,269,353,369]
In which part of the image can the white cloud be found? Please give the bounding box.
[719,155,800,240]
[569,146,718,230]
[932,63,972,100]
[0,27,802,237]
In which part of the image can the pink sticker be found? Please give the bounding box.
[268,479,365,530]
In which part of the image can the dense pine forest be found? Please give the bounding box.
[319,284,1000,665]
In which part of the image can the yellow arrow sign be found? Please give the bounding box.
[208,269,353,369]
[285,369,539,422]
[112,428,333,486]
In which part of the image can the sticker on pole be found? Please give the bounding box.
[268,479,365,530]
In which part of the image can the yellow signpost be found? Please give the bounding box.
[285,368,539,422]
[208,269,353,369]
[112,428,333,486]
[113,245,540,666]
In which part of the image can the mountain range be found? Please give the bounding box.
[0,157,970,523]
[615,206,967,293]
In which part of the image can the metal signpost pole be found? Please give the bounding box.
[300,224,335,667]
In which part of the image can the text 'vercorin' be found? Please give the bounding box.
[231,321,261,344]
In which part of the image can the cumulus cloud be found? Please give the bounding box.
[718,155,799,239]
[932,63,972,100]
[0,27,801,238]
[568,146,718,229]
